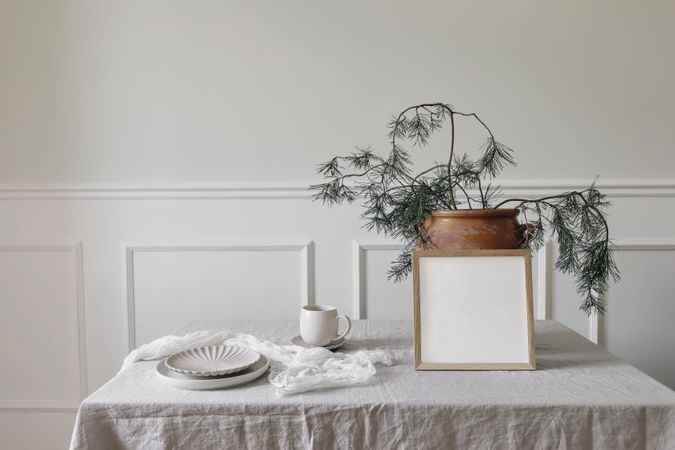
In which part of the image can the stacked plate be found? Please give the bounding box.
[156,345,269,390]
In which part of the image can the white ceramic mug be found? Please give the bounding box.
[300,305,352,347]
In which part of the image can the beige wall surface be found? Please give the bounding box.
[1,2,674,449]
[1,0,674,183]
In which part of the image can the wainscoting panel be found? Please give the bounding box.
[0,183,673,449]
[601,242,675,389]
[352,241,408,320]
[0,411,78,449]
[127,241,313,348]
[0,244,86,409]
[548,242,593,339]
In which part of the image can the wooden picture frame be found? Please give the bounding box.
[413,249,535,370]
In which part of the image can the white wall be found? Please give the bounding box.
[2,0,675,183]
[1,1,674,448]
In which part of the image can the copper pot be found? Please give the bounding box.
[421,209,527,250]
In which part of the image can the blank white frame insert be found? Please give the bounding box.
[413,249,535,370]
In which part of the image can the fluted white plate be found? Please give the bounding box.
[165,345,260,376]
[156,356,269,390]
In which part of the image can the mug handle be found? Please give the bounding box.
[334,314,352,342]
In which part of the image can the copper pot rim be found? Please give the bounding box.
[430,208,520,218]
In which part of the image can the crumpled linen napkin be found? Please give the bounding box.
[121,330,394,396]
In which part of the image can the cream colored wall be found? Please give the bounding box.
[1,0,674,184]
[1,1,674,449]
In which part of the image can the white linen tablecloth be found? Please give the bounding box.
[70,320,675,449]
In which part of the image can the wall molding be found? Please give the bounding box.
[0,402,79,413]
[125,240,314,350]
[587,238,675,344]
[0,242,87,411]
[352,240,406,320]
[589,311,600,345]
[536,241,552,321]
[610,239,675,251]
[0,179,674,199]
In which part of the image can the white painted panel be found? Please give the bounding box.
[131,248,305,346]
[0,193,670,449]
[603,249,675,389]
[549,244,590,339]
[0,247,82,407]
[364,249,411,320]
[0,411,77,450]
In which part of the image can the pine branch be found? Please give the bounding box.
[311,102,619,314]
[500,186,620,314]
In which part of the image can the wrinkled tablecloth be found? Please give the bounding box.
[70,320,675,449]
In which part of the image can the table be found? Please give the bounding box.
[70,320,675,449]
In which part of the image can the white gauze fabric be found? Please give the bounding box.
[121,330,394,396]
